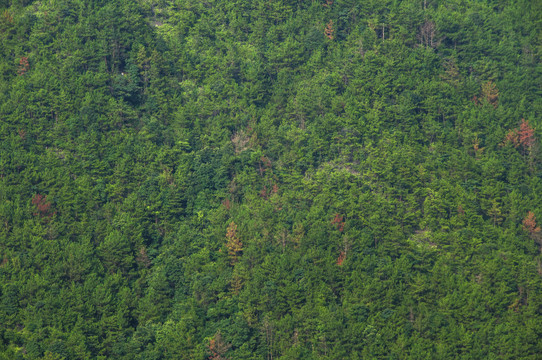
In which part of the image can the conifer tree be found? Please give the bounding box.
[226,221,243,265]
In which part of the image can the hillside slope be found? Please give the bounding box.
[0,0,541,358]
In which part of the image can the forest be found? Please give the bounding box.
[0,0,541,358]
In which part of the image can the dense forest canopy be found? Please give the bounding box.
[0,0,541,358]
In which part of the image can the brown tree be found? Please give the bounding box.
[222,198,232,210]
[17,57,29,76]
[419,20,437,48]
[1,9,14,25]
[207,330,231,360]
[519,119,538,170]
[331,213,345,232]
[503,119,537,159]
[523,211,542,252]
[32,194,55,219]
[504,128,520,148]
[523,212,541,237]
[518,119,536,148]
[336,251,346,266]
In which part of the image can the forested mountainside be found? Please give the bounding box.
[0,0,541,358]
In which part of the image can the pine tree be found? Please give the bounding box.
[226,221,243,265]
[481,81,499,108]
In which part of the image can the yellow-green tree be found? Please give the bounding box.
[226,221,243,265]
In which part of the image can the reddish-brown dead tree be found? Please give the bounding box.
[331,213,345,232]
[260,185,268,200]
[518,119,536,148]
[18,57,29,76]
[207,330,231,360]
[336,251,346,266]
[523,212,541,237]
[324,20,334,40]
[504,128,521,148]
[222,198,231,210]
[32,194,55,218]
[523,211,542,251]
[503,119,536,148]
